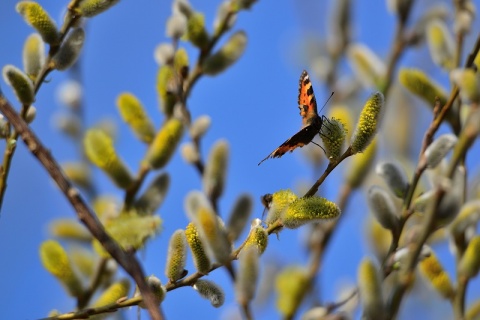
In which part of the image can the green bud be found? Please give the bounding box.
[166,14,187,39]
[2,65,35,105]
[236,246,259,306]
[154,43,175,66]
[226,194,253,242]
[265,189,297,226]
[214,2,237,34]
[367,186,400,232]
[185,12,209,48]
[165,229,187,282]
[203,140,229,200]
[351,92,384,154]
[450,68,480,104]
[185,222,211,275]
[424,134,457,168]
[458,236,480,278]
[136,276,166,308]
[419,251,455,299]
[135,173,170,216]
[357,258,385,319]
[347,43,386,89]
[23,33,44,80]
[231,0,258,11]
[49,218,91,241]
[202,31,247,75]
[282,196,340,229]
[173,0,193,18]
[78,0,120,17]
[376,161,409,198]
[156,65,176,117]
[16,1,59,45]
[84,129,134,189]
[56,80,82,109]
[92,279,130,307]
[427,20,455,70]
[346,137,376,185]
[193,280,225,307]
[145,118,183,169]
[275,266,309,318]
[321,117,347,160]
[243,219,268,254]
[116,92,155,143]
[174,47,189,75]
[25,105,36,123]
[39,240,83,297]
[0,117,10,139]
[51,28,85,71]
[190,115,211,140]
[181,142,200,164]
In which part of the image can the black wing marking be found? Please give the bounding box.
[258,124,321,165]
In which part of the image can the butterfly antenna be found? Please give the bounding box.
[318,91,334,114]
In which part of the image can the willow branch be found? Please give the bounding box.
[0,95,163,320]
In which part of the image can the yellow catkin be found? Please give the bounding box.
[351,92,384,153]
[202,31,247,75]
[275,266,309,318]
[84,129,133,189]
[345,138,377,188]
[23,33,44,79]
[357,258,385,319]
[39,240,83,297]
[116,92,155,143]
[419,253,454,299]
[145,118,184,169]
[92,279,130,307]
[185,222,211,274]
[265,190,297,226]
[203,140,229,200]
[156,65,176,117]
[459,236,480,278]
[321,117,347,160]
[165,230,187,282]
[243,224,268,254]
[78,0,120,17]
[16,1,59,45]
[282,196,340,229]
[186,12,209,48]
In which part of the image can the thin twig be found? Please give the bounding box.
[40,295,143,320]
[77,258,108,310]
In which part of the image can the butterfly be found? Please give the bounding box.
[258,70,331,165]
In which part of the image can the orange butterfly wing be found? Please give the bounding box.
[258,70,323,165]
[298,70,319,127]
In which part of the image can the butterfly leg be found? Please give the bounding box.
[311,140,327,155]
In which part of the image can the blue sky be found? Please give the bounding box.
[1,0,479,319]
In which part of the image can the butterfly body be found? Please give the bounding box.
[258,70,324,165]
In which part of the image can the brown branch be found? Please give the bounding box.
[0,95,163,320]
[41,295,143,320]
